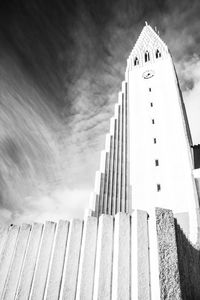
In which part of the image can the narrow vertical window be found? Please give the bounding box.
[150,102,153,107]
[155,159,159,166]
[152,119,155,124]
[134,57,139,66]
[156,49,161,58]
[149,88,151,92]
[154,138,157,144]
[157,184,161,191]
[145,51,150,62]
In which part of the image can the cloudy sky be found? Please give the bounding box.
[0,0,200,224]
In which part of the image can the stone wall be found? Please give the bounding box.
[156,208,182,300]
[175,220,200,300]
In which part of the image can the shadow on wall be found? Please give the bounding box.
[175,219,200,300]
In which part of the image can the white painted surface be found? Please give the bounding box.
[76,216,97,300]
[60,219,83,300]
[45,220,69,300]
[131,210,151,300]
[16,223,43,300]
[0,226,8,259]
[128,26,199,243]
[112,213,130,300]
[93,214,113,300]
[3,224,31,300]
[30,221,56,300]
[193,168,200,178]
[0,225,19,298]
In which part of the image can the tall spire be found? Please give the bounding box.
[127,24,168,70]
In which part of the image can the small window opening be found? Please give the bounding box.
[157,184,161,191]
[152,119,155,124]
[150,102,153,107]
[145,51,150,62]
[155,159,159,166]
[149,88,151,92]
[154,138,157,144]
[156,49,162,58]
[134,57,139,66]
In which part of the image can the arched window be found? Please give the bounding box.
[134,57,139,66]
[156,49,161,58]
[145,51,150,62]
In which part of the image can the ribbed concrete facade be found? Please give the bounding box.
[89,81,129,217]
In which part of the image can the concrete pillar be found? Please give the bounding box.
[30,221,56,300]
[116,101,122,213]
[0,226,8,259]
[98,151,106,215]
[45,220,69,300]
[121,92,125,212]
[103,134,112,214]
[103,151,110,214]
[123,81,128,213]
[156,208,182,300]
[89,192,99,217]
[16,223,43,300]
[93,215,113,300]
[3,224,31,300]
[76,216,97,300]
[93,171,101,217]
[107,119,115,215]
[112,213,130,300]
[0,224,19,298]
[107,135,114,215]
[99,173,105,215]
[131,210,151,300]
[111,118,118,215]
[60,219,83,300]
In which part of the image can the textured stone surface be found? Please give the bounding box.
[175,220,200,300]
[156,208,182,300]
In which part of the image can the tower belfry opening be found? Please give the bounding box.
[156,49,162,58]
[134,57,139,65]
[144,51,150,62]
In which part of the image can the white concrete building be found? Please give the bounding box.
[90,23,200,244]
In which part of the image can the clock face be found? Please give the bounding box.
[143,70,155,79]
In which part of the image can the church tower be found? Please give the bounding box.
[89,23,200,244]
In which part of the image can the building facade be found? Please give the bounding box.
[90,23,200,244]
[0,24,200,300]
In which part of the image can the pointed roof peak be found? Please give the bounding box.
[126,23,169,69]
